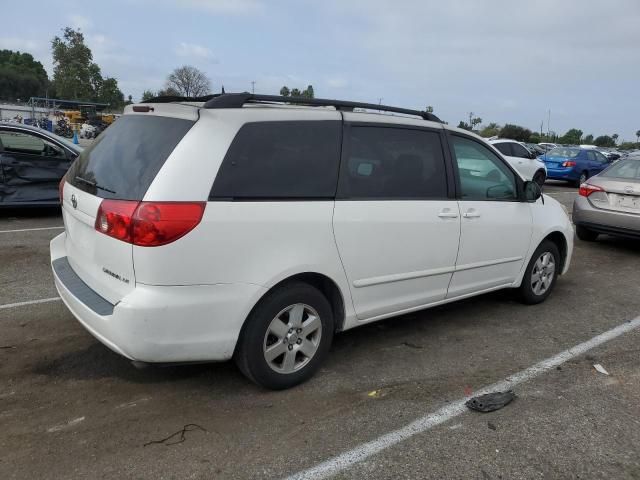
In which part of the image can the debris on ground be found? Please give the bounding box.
[487,421,497,431]
[401,341,423,349]
[144,424,207,447]
[47,416,86,433]
[593,364,610,375]
[465,390,516,413]
[367,389,381,398]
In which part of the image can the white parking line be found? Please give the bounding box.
[0,226,64,234]
[285,316,640,480]
[0,297,61,310]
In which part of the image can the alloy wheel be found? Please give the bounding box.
[531,252,556,296]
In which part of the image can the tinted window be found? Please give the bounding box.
[493,143,512,156]
[452,135,517,201]
[594,152,608,163]
[210,121,341,199]
[337,126,447,199]
[511,143,531,158]
[67,115,194,200]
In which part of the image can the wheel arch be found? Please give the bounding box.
[542,230,569,274]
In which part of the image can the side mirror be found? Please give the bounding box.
[523,180,542,203]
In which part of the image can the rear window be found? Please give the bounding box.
[547,147,580,158]
[67,115,194,200]
[210,121,341,200]
[601,159,640,179]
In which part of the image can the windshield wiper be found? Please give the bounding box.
[74,175,117,194]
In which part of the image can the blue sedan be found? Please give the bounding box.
[539,147,612,187]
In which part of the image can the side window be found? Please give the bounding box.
[587,151,598,162]
[0,131,64,158]
[337,126,447,199]
[493,143,512,156]
[595,152,608,163]
[210,121,341,199]
[451,135,517,201]
[511,143,531,159]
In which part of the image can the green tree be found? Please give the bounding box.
[470,117,482,131]
[583,134,594,144]
[480,122,500,138]
[301,85,314,98]
[157,87,180,97]
[165,65,211,97]
[279,86,290,97]
[594,135,615,147]
[96,77,124,109]
[457,120,472,131]
[612,133,618,145]
[0,50,49,101]
[290,88,302,97]
[636,130,640,143]
[425,105,434,113]
[141,90,156,102]
[499,124,532,142]
[51,27,96,100]
[558,128,583,144]
[280,85,315,98]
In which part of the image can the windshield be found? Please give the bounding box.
[547,147,580,158]
[601,159,640,180]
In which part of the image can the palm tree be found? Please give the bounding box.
[612,133,618,145]
[636,130,640,144]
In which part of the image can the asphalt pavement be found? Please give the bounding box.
[1,183,639,480]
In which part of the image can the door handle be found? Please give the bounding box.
[438,210,458,219]
[463,210,481,218]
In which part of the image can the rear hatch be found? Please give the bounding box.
[61,108,197,304]
[587,176,640,215]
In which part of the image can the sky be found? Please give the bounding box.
[2,0,639,141]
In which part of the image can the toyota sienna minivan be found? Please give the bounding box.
[51,93,573,389]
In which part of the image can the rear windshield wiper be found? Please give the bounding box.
[74,175,117,194]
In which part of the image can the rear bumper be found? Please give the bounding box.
[50,233,266,363]
[573,196,640,238]
[545,167,577,180]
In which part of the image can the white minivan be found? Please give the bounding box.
[51,94,573,389]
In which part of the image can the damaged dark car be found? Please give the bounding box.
[0,123,81,206]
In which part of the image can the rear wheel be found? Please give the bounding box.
[517,240,560,305]
[572,171,588,187]
[576,224,599,242]
[234,282,334,390]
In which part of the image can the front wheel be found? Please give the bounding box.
[517,241,560,305]
[234,282,334,390]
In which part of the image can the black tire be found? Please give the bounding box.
[517,240,561,305]
[576,224,599,242]
[234,282,334,390]
[533,170,546,187]
[572,171,588,188]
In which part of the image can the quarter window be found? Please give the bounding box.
[210,121,341,199]
[452,135,517,201]
[337,126,447,199]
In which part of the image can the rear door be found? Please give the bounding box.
[448,133,532,298]
[62,110,196,304]
[0,128,73,203]
[333,123,460,320]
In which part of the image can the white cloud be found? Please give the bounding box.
[0,37,39,52]
[174,42,217,61]
[68,14,92,30]
[180,0,263,15]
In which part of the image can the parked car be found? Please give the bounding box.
[51,94,573,389]
[540,146,612,187]
[525,143,546,156]
[489,139,547,186]
[538,142,558,152]
[0,122,82,206]
[573,157,640,240]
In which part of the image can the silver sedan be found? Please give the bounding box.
[573,158,640,241]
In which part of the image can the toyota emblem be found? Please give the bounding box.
[624,186,634,194]
[71,194,77,209]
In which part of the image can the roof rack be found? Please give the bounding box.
[142,93,441,122]
[203,93,442,122]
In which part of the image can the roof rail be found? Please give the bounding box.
[201,93,442,122]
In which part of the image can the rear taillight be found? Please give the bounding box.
[59,176,66,204]
[95,200,205,246]
[562,160,576,167]
[578,183,604,197]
